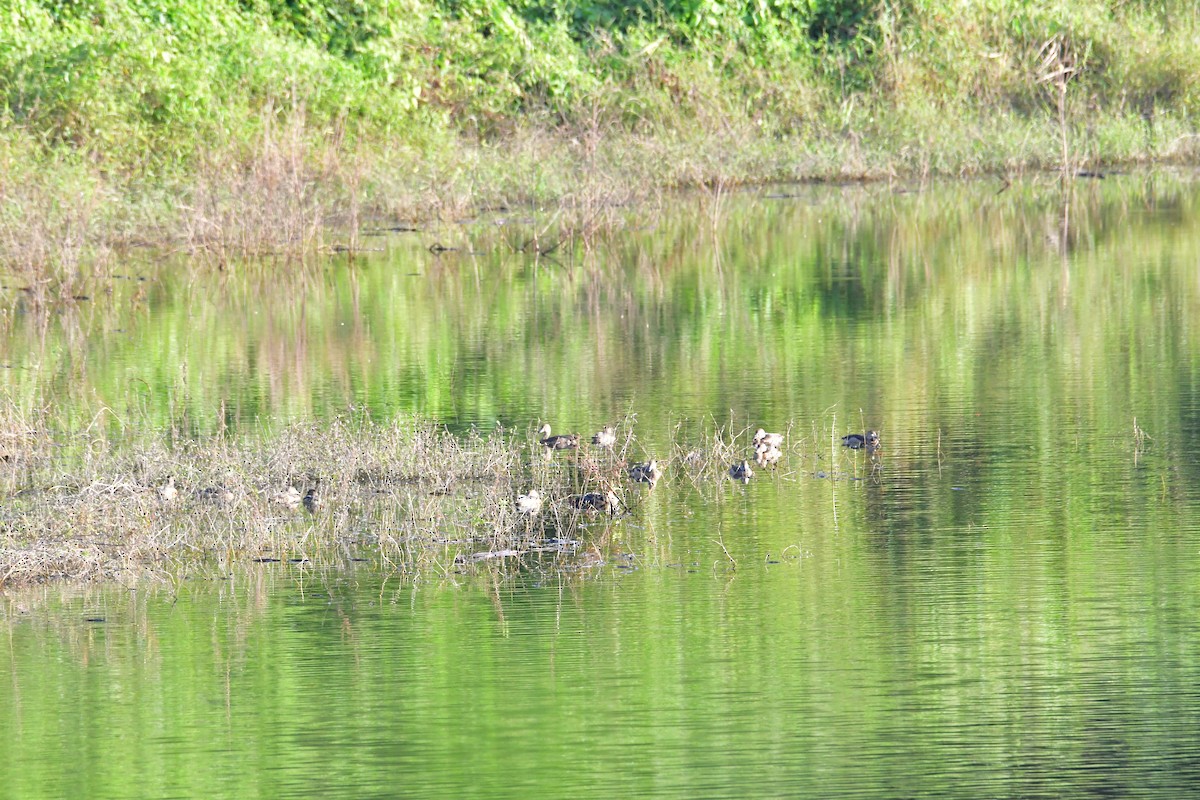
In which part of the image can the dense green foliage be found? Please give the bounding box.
[4,0,1199,165]
[1,0,1199,276]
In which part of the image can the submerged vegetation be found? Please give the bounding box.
[2,0,1200,283]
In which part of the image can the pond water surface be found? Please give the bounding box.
[3,174,1200,798]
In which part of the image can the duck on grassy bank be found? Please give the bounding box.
[303,485,323,513]
[196,486,234,504]
[272,486,302,508]
[754,443,782,468]
[754,428,784,449]
[570,488,620,516]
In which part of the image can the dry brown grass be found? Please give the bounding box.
[0,416,650,587]
[0,410,887,587]
[0,145,115,303]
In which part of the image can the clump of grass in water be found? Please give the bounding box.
[0,411,886,586]
[0,416,648,586]
[670,417,814,490]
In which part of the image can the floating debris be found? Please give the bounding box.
[459,549,523,563]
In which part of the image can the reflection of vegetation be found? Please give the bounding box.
[5,474,1200,799]
[2,176,1198,451]
[1,176,1196,586]
[2,179,1199,797]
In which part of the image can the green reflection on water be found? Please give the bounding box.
[3,528,1200,800]
[3,173,1200,797]
[4,174,1199,454]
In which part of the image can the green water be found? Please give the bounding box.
[4,174,1200,797]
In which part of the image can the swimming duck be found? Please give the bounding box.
[841,430,881,451]
[157,476,177,503]
[515,489,544,515]
[729,460,754,483]
[629,460,662,486]
[570,488,620,516]
[753,428,784,449]
[272,486,302,508]
[754,443,782,468]
[538,424,579,451]
[591,425,616,448]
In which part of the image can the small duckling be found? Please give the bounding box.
[729,460,754,483]
[515,489,544,515]
[591,425,617,448]
[754,428,784,449]
[841,430,881,451]
[629,459,662,486]
[157,476,177,503]
[272,486,302,508]
[538,424,579,451]
[755,443,783,468]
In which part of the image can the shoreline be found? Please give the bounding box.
[4,117,1195,297]
[5,1,1197,283]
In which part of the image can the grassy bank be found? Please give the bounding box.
[2,0,1200,286]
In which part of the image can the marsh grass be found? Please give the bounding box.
[0,412,662,586]
[0,410,886,586]
[668,414,880,494]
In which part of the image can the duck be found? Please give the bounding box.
[196,486,235,505]
[272,486,302,508]
[157,476,177,503]
[754,443,782,468]
[841,430,881,451]
[629,459,662,486]
[538,424,579,451]
[729,460,754,483]
[753,428,784,449]
[570,488,620,516]
[515,489,544,515]
[591,425,616,448]
[303,485,323,514]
